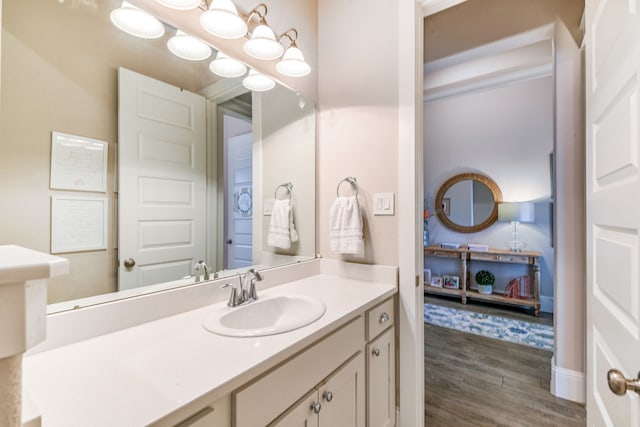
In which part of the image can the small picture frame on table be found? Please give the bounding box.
[443,275,460,289]
[430,276,443,288]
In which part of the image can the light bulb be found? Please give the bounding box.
[154,0,200,10]
[276,46,311,77]
[200,0,247,39]
[243,24,284,60]
[110,2,165,39]
[209,52,247,78]
[242,69,275,92]
[167,30,212,61]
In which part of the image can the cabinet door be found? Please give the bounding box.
[367,327,395,427]
[318,352,365,427]
[269,390,319,427]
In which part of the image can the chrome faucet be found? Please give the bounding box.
[199,260,210,281]
[224,268,264,307]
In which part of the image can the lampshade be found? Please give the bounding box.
[243,24,284,60]
[167,30,212,61]
[110,2,165,39]
[498,202,535,223]
[200,0,247,39]
[154,0,200,10]
[209,51,247,78]
[276,46,311,77]
[242,69,275,91]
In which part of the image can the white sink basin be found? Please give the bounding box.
[202,294,326,337]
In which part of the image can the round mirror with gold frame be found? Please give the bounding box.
[435,173,502,233]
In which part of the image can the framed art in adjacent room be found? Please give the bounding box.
[443,275,459,289]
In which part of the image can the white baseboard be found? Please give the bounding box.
[550,356,585,403]
[540,296,554,313]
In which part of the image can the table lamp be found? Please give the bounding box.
[498,201,535,252]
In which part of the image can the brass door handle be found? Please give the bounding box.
[607,369,640,396]
[123,258,136,268]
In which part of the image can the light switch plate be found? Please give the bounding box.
[373,192,395,215]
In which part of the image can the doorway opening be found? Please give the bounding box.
[219,97,253,271]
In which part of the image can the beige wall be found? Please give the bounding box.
[0,0,215,303]
[317,0,399,266]
[425,0,584,62]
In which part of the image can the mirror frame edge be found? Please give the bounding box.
[434,172,503,233]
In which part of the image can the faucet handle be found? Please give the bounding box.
[222,283,241,307]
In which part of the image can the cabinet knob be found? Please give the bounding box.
[372,347,381,357]
[322,390,333,402]
[379,312,390,324]
[123,258,136,268]
[310,401,321,414]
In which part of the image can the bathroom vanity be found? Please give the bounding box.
[21,260,397,427]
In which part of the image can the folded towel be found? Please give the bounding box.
[329,196,364,257]
[267,199,298,249]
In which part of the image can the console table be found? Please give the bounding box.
[424,245,541,316]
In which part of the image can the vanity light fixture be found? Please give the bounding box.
[167,30,212,61]
[243,4,284,60]
[155,0,201,10]
[110,1,165,39]
[275,29,311,77]
[200,0,248,39]
[209,51,247,77]
[498,201,535,252]
[242,69,275,91]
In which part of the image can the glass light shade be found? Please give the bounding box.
[276,46,311,77]
[243,24,284,60]
[155,0,200,10]
[209,52,247,78]
[242,69,275,92]
[110,2,165,39]
[200,0,247,39]
[167,30,212,61]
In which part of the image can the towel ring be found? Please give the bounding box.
[275,182,293,200]
[336,177,358,197]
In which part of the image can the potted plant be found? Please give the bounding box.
[475,270,495,295]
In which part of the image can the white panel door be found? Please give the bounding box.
[118,68,206,290]
[586,0,640,425]
[225,132,253,269]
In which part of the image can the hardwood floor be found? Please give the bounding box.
[424,295,586,426]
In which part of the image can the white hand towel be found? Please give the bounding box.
[329,196,364,257]
[268,199,297,249]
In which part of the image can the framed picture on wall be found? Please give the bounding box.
[443,275,459,289]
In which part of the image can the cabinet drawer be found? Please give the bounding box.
[150,395,229,427]
[234,316,364,427]
[470,252,532,264]
[367,298,394,341]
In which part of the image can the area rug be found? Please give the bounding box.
[424,303,554,351]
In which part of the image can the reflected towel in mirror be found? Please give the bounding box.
[329,196,364,257]
[267,199,298,249]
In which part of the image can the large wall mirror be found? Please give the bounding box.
[435,173,502,233]
[0,0,316,312]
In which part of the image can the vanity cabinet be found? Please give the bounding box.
[233,317,365,427]
[270,353,365,427]
[365,299,396,427]
[155,296,396,427]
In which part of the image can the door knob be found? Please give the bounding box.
[226,239,233,245]
[123,258,136,268]
[322,390,333,402]
[372,348,381,357]
[607,369,640,396]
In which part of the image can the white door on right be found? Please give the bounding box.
[586,0,640,425]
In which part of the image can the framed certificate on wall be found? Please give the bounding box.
[50,132,108,192]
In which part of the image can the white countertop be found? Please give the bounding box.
[22,273,396,426]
